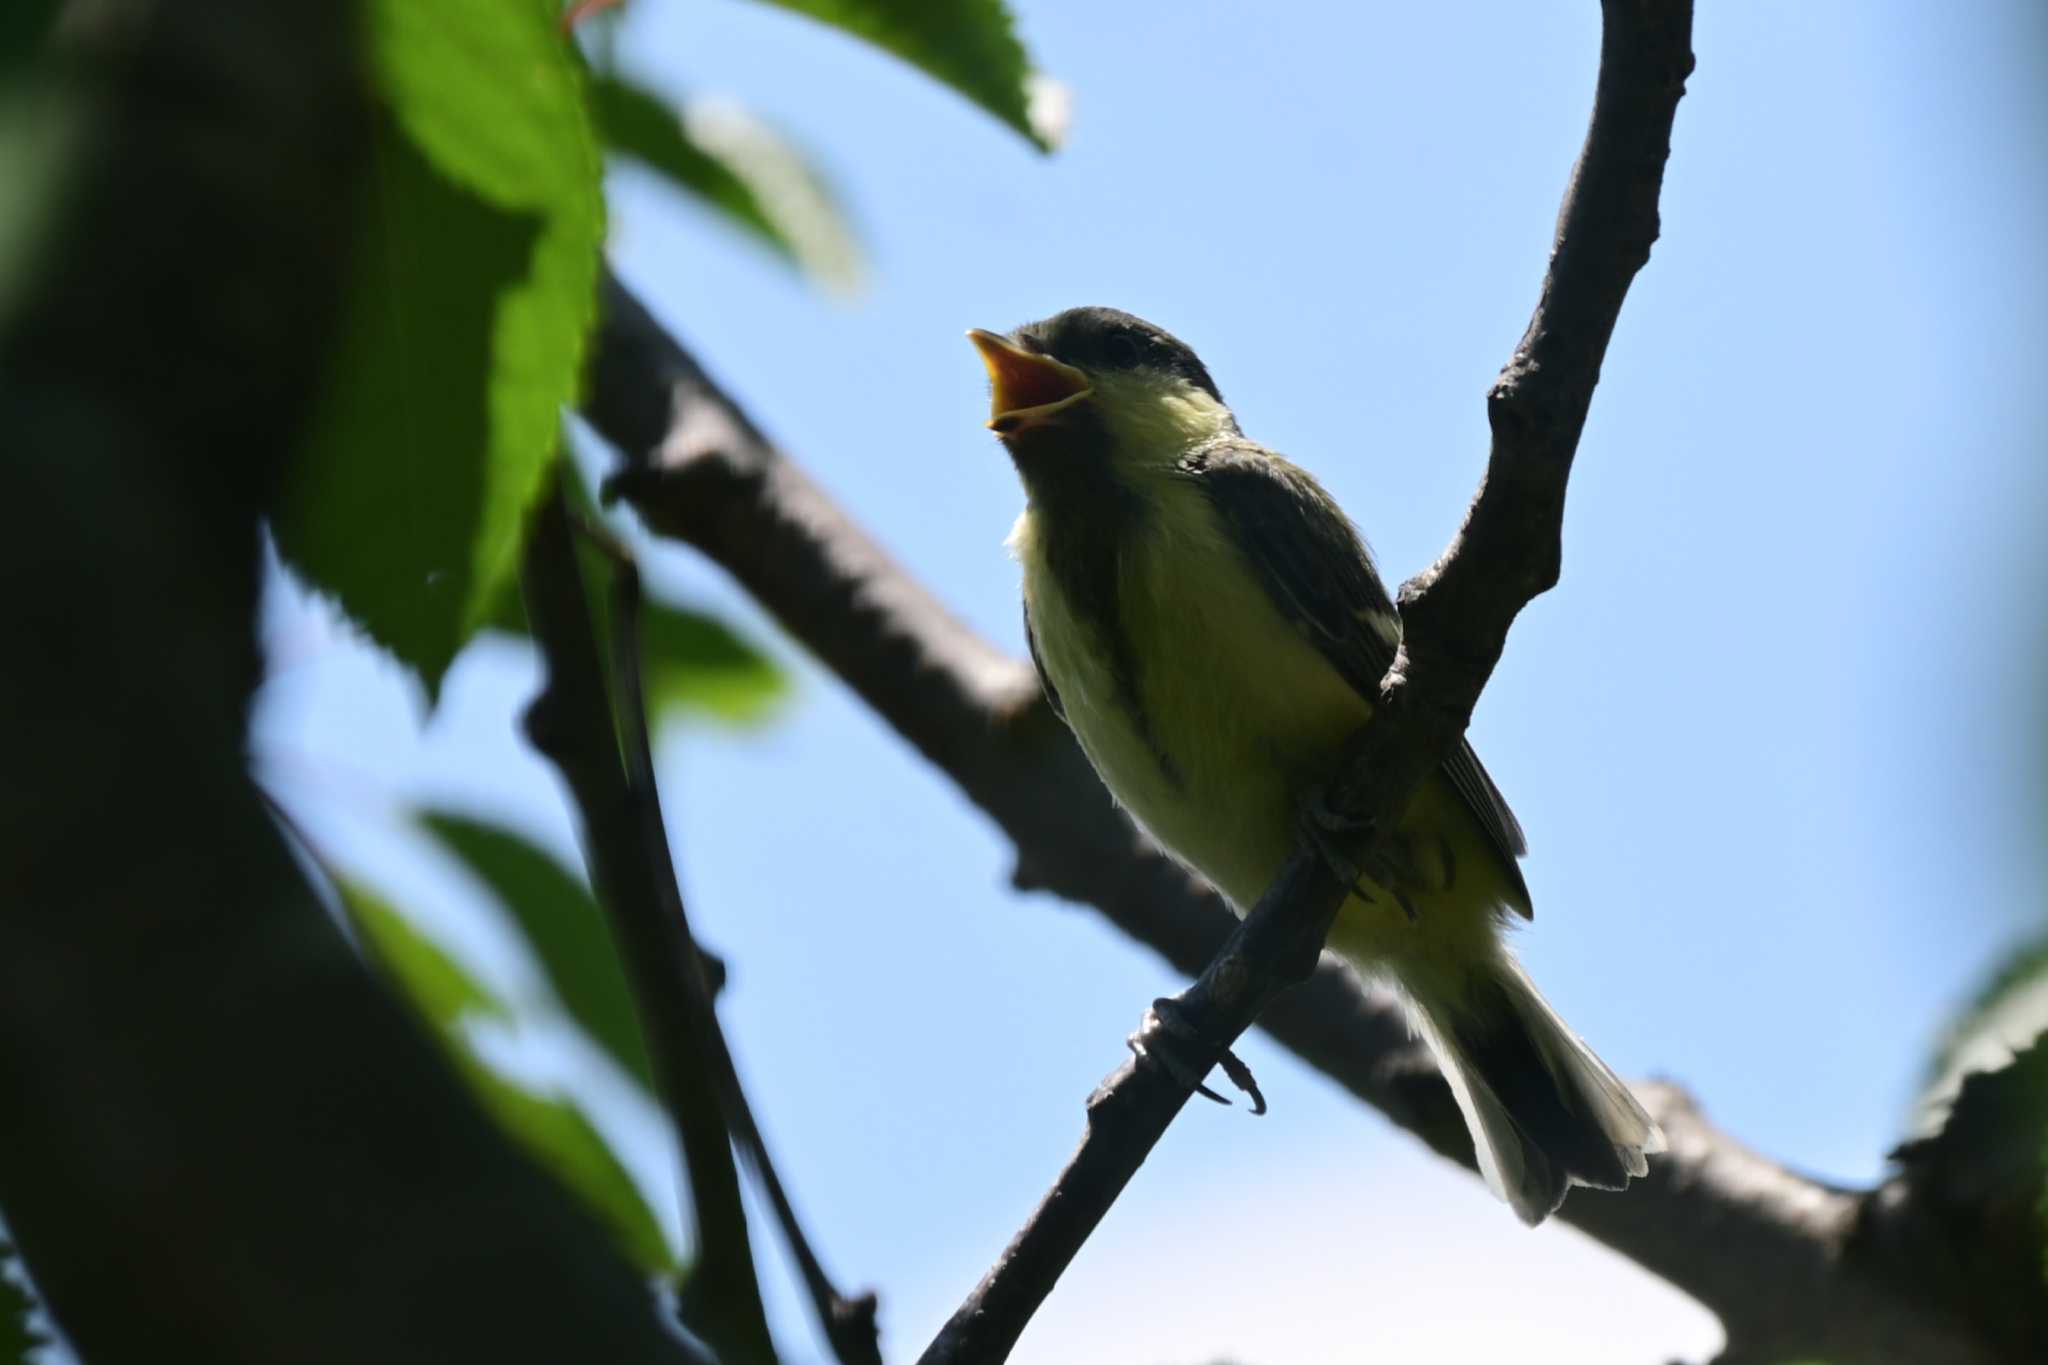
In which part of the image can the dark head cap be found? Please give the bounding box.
[1013,307,1223,405]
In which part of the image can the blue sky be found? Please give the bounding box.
[258,2,2048,1361]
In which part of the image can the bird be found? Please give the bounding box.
[969,305,1662,1225]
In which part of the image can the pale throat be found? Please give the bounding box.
[1092,372,1236,466]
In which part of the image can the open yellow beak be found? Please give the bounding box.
[968,329,1092,433]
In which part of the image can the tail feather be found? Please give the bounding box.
[1411,959,1662,1226]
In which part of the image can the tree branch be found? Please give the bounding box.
[0,5,708,1362]
[918,1,1699,1354]
[522,483,779,1364]
[587,5,2015,1361]
[581,507,884,1365]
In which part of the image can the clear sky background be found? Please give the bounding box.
[256,3,2048,1362]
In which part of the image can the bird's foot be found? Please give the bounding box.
[1296,785,1418,923]
[1127,997,1266,1116]
[1297,784,1366,884]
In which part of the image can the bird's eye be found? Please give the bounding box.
[1104,332,1142,368]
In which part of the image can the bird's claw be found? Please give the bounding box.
[1128,998,1267,1115]
[1296,784,1367,885]
[1296,784,1418,923]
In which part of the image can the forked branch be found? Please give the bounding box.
[589,3,2017,1359]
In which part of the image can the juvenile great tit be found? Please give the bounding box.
[970,306,1662,1225]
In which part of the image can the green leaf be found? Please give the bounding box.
[592,75,861,289]
[480,503,789,729]
[419,810,657,1094]
[0,1238,45,1363]
[1902,1036,2048,1203]
[335,880,675,1273]
[462,1061,676,1274]
[1915,933,2048,1139]
[277,0,603,697]
[748,0,1063,151]
[281,123,541,693]
[1891,1036,2048,1335]
[341,878,511,1030]
[637,598,789,726]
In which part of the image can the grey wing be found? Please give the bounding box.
[1023,599,1066,724]
[1191,440,1530,902]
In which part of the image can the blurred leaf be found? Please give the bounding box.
[462,1061,676,1273]
[1891,1036,2048,1349]
[1898,932,2048,1325]
[748,0,1063,151]
[1899,1035,2048,1209]
[483,504,789,729]
[1914,933,2048,1140]
[277,0,603,698]
[593,75,861,290]
[637,598,789,726]
[562,0,625,26]
[0,1238,45,1362]
[0,56,79,330]
[341,878,509,1029]
[335,879,675,1273]
[0,0,59,75]
[420,810,657,1094]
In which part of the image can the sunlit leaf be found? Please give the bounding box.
[341,879,509,1030]
[1891,1036,2048,1340]
[277,0,603,697]
[638,599,786,725]
[593,75,861,290]
[1900,1037,2048,1204]
[335,879,675,1273]
[747,0,1062,151]
[1915,933,2048,1140]
[420,810,657,1094]
[1893,936,2048,1317]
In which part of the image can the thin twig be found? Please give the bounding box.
[522,482,778,1364]
[919,849,1346,1363]
[580,514,883,1365]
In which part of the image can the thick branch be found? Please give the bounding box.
[0,5,706,1362]
[588,6,2005,1361]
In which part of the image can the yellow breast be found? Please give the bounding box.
[1013,476,1369,908]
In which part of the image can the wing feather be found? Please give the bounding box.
[1188,439,1531,909]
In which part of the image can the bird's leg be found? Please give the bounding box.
[1297,784,1419,923]
[1294,785,1425,925]
[1297,783,1366,886]
[1127,998,1267,1116]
